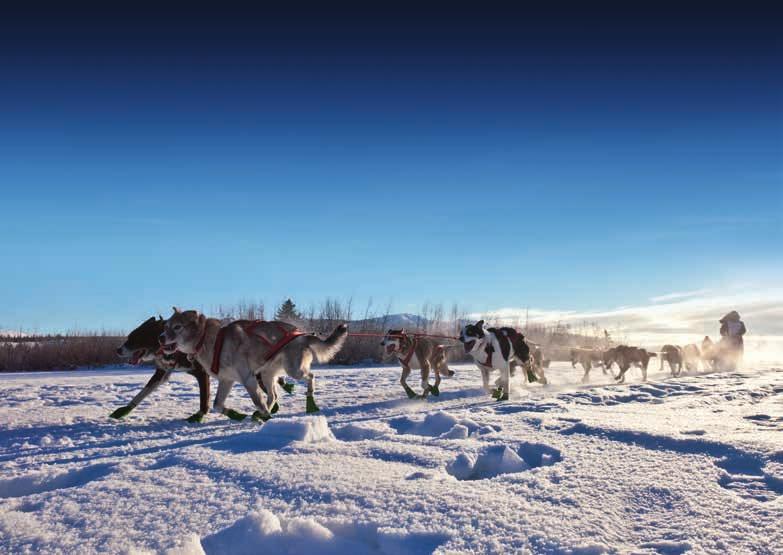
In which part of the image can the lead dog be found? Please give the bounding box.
[113,316,294,422]
[459,320,545,400]
[380,329,455,398]
[570,347,608,382]
[160,308,347,421]
[113,316,211,422]
[604,345,656,383]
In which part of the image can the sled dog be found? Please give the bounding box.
[458,320,546,400]
[381,329,455,398]
[113,316,210,422]
[570,347,608,382]
[160,308,347,421]
[659,344,683,377]
[604,345,656,383]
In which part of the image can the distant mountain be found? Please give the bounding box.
[350,313,435,330]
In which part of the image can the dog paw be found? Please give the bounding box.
[429,385,440,396]
[224,409,248,421]
[109,405,134,420]
[270,402,279,414]
[186,411,205,423]
[306,395,320,413]
[252,410,271,423]
[281,382,295,395]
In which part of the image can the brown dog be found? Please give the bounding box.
[604,345,657,383]
[381,329,455,398]
[659,344,683,377]
[570,347,608,382]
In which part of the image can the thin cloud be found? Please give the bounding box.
[649,288,714,303]
[472,287,783,349]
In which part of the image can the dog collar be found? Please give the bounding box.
[194,322,208,355]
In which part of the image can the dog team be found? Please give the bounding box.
[111,307,747,421]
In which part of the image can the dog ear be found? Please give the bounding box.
[158,315,164,321]
[400,328,406,335]
[172,306,181,314]
[477,320,484,327]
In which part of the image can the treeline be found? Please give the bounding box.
[0,299,614,371]
[0,333,122,372]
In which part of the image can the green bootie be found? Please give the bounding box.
[306,395,320,413]
[252,410,271,423]
[109,405,134,420]
[224,408,248,421]
[271,402,279,414]
[429,385,440,396]
[403,384,418,399]
[186,411,205,423]
[281,382,295,395]
[526,369,538,383]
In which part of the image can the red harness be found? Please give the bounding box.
[196,320,307,375]
[397,335,418,366]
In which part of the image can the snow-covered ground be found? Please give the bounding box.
[0,361,781,554]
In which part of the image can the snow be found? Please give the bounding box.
[0,361,781,553]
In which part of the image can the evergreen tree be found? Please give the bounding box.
[275,298,301,323]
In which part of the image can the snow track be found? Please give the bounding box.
[0,363,781,553]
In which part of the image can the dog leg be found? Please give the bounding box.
[431,364,442,397]
[279,376,295,395]
[497,364,510,401]
[480,367,492,394]
[214,380,247,421]
[420,361,432,397]
[242,374,272,422]
[185,368,210,423]
[110,368,171,419]
[535,363,548,385]
[305,373,319,413]
[261,372,280,415]
[400,365,417,399]
[616,363,628,384]
[581,361,591,383]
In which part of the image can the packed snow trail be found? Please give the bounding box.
[0,362,781,554]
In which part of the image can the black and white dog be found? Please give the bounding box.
[459,320,546,400]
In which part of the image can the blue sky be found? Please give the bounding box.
[0,4,781,333]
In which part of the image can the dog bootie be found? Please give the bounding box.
[252,410,271,423]
[271,402,279,414]
[186,411,205,423]
[526,369,538,383]
[109,405,134,420]
[491,387,503,400]
[403,384,418,399]
[306,395,320,413]
[224,409,248,421]
[429,384,440,396]
[282,382,295,395]
[497,391,509,402]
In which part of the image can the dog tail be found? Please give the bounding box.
[307,324,349,363]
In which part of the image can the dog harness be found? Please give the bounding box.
[482,344,494,367]
[195,320,307,375]
[397,334,418,366]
